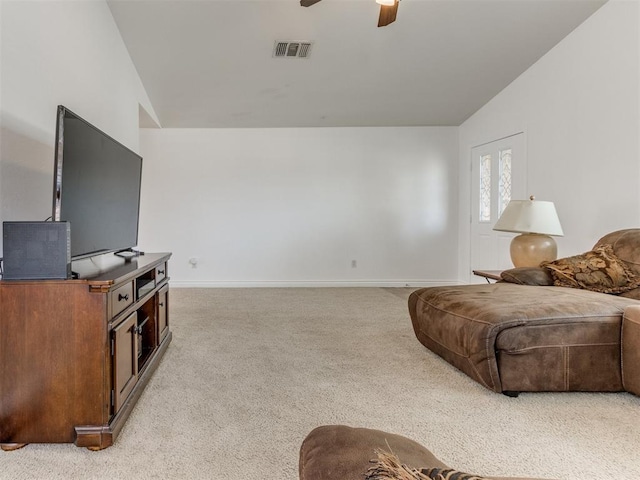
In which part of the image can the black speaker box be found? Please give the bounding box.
[2,221,71,280]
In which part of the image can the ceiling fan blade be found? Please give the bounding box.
[300,0,323,6]
[378,1,399,27]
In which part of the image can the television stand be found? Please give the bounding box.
[0,252,172,451]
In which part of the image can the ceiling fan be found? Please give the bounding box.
[300,0,400,28]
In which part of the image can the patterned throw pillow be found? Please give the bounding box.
[541,244,640,294]
[420,467,488,480]
[366,450,488,480]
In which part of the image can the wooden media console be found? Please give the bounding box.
[0,252,172,451]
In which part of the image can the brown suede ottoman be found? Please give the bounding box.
[299,425,549,480]
[408,283,640,394]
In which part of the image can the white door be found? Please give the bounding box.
[470,133,526,282]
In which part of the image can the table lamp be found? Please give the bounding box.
[493,195,564,267]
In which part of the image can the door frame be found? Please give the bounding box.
[468,131,528,282]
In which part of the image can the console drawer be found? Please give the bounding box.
[111,281,134,317]
[155,263,167,282]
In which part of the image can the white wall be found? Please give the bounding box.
[139,127,459,286]
[0,0,158,254]
[5,1,633,286]
[458,0,640,280]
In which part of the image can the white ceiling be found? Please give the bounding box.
[107,0,607,128]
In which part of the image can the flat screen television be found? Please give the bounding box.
[52,105,143,260]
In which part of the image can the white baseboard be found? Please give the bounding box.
[169,279,463,288]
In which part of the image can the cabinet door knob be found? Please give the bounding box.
[159,302,164,307]
[118,293,129,302]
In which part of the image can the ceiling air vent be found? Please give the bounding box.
[273,41,312,59]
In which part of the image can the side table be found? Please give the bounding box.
[472,269,503,283]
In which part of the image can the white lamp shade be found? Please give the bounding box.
[493,199,564,236]
[376,0,396,5]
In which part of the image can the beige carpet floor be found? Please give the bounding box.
[2,287,639,479]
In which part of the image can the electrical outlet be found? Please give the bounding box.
[189,257,198,268]
[351,260,357,268]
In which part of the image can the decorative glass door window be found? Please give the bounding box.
[478,150,512,223]
[479,154,492,222]
[498,148,512,217]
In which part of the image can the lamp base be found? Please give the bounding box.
[510,233,558,268]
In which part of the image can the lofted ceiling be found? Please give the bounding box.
[107,0,608,128]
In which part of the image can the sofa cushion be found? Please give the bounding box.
[619,287,640,300]
[594,228,640,277]
[542,244,640,294]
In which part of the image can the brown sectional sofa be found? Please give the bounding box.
[408,229,640,395]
